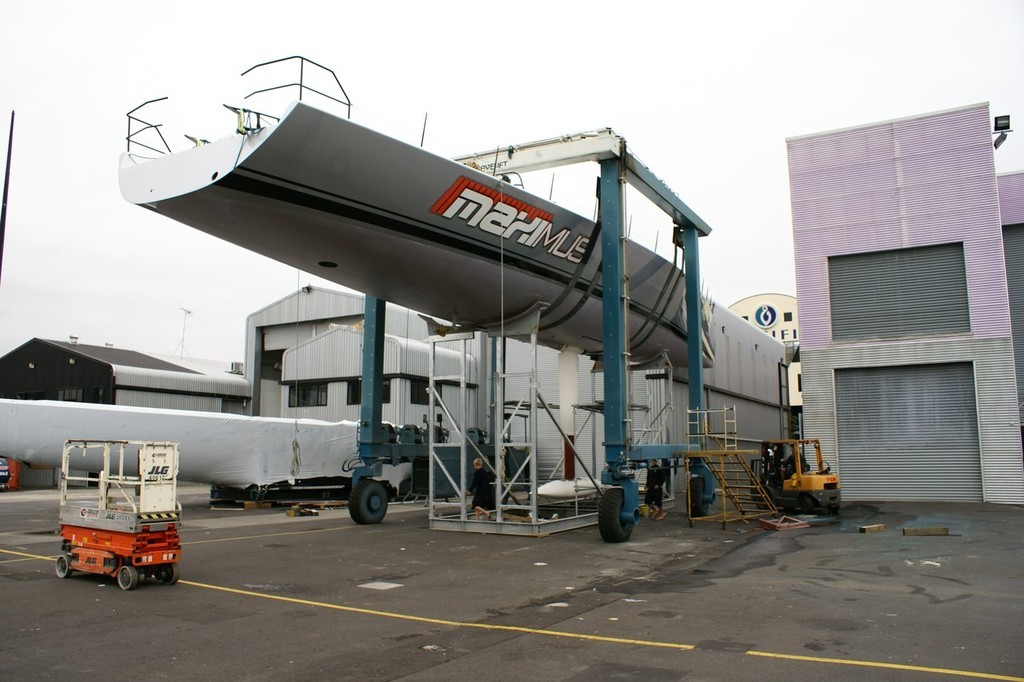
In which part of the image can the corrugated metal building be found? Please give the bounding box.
[251,287,790,484]
[788,103,1024,504]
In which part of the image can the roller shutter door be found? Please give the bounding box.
[1003,224,1024,424]
[829,244,969,341]
[835,363,981,501]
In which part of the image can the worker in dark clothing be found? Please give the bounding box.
[468,457,494,520]
[645,459,667,520]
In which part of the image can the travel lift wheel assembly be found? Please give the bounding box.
[55,440,182,591]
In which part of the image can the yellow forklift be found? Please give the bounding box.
[758,439,840,514]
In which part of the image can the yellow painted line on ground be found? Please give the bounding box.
[0,548,53,561]
[182,524,355,546]
[179,579,694,651]
[747,650,1024,681]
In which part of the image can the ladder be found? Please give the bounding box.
[685,407,776,528]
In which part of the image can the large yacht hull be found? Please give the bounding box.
[120,102,703,366]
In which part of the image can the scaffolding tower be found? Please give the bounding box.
[685,406,776,528]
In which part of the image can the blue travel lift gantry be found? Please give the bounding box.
[346,130,715,541]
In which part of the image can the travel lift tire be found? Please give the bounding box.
[688,477,708,527]
[598,487,634,543]
[349,478,389,525]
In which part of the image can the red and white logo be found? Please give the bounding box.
[431,177,589,264]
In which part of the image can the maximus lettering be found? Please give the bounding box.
[431,177,588,264]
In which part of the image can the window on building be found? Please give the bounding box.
[58,387,84,402]
[797,373,802,392]
[15,391,46,400]
[410,379,430,405]
[289,383,328,408]
[346,379,391,405]
[783,312,793,322]
[828,243,969,341]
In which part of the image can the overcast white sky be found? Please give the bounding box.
[1,1,1022,363]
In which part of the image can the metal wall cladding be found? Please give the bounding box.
[801,338,1024,504]
[245,288,431,387]
[789,104,1008,349]
[112,365,250,399]
[999,171,1024,226]
[281,325,478,384]
[114,389,223,413]
[704,305,787,406]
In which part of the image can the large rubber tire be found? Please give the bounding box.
[798,494,816,515]
[349,479,389,525]
[55,554,73,579]
[689,477,708,518]
[117,564,140,591]
[598,487,634,543]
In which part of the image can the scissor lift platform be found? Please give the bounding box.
[55,440,182,591]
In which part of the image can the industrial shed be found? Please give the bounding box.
[788,103,1024,504]
[248,287,791,485]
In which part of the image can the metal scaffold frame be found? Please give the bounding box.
[427,312,600,536]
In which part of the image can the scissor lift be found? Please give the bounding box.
[55,440,182,591]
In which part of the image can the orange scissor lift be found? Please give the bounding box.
[55,440,182,591]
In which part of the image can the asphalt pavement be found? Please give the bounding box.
[1,488,1022,681]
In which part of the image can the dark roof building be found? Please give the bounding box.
[0,338,250,413]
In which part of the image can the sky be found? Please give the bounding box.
[1,0,1022,364]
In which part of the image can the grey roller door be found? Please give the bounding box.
[835,363,981,501]
[1003,224,1024,424]
[828,243,969,341]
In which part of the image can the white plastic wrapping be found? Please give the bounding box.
[0,399,359,488]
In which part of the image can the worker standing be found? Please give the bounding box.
[646,459,667,520]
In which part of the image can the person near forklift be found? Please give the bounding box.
[645,459,667,520]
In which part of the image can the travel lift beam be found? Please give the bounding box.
[354,129,713,541]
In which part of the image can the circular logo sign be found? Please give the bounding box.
[754,304,777,329]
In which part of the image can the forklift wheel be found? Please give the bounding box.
[117,564,140,591]
[55,554,73,579]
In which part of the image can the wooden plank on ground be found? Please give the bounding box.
[902,527,949,536]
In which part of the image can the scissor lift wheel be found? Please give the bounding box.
[117,565,141,591]
[55,554,73,579]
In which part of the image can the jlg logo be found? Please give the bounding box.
[431,177,589,264]
[147,465,170,477]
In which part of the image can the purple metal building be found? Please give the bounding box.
[788,103,1024,504]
